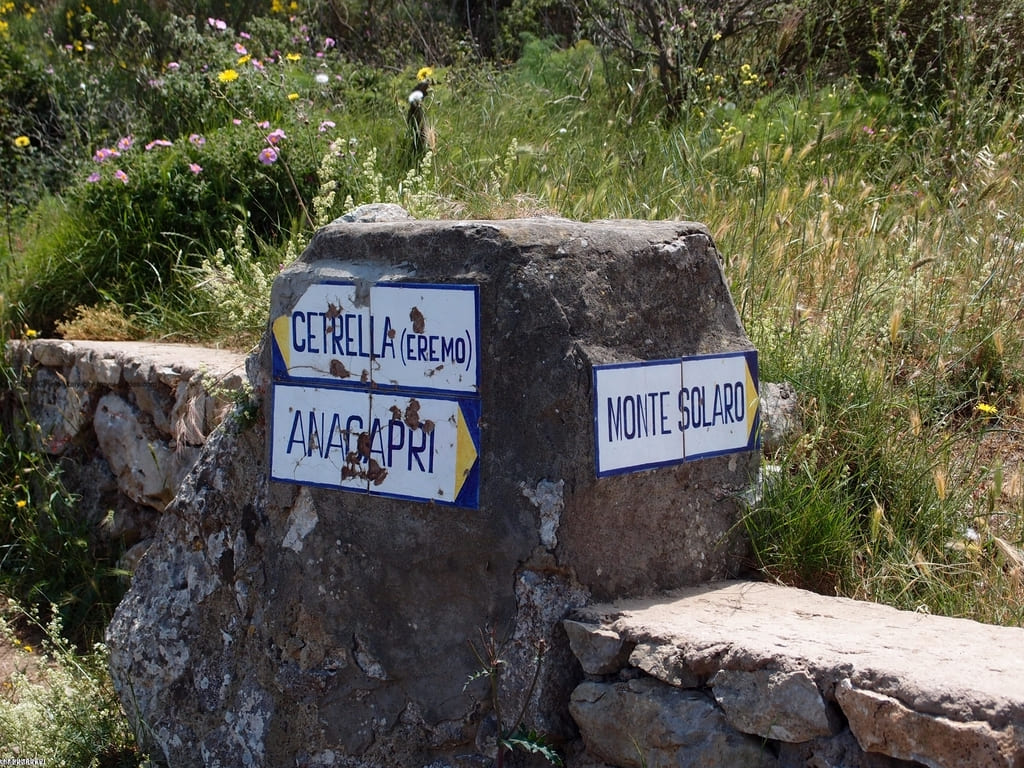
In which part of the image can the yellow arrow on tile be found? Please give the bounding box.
[454,404,479,500]
[272,315,292,369]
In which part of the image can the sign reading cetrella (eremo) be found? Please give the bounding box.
[593,350,759,477]
[269,281,481,508]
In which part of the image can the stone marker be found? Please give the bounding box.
[106,211,760,767]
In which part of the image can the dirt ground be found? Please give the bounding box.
[0,608,50,700]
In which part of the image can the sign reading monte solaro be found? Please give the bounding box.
[269,281,482,508]
[594,350,760,476]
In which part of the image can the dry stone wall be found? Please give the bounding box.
[4,339,247,566]
[567,581,1024,768]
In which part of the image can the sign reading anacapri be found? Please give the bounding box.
[593,350,759,476]
[269,281,481,508]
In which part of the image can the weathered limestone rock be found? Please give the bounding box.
[563,620,633,676]
[569,678,775,768]
[836,679,1020,768]
[710,668,831,743]
[106,214,760,767]
[94,392,198,509]
[568,580,1024,768]
[628,642,703,689]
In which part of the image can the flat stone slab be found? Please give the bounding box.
[573,580,1024,768]
[9,339,249,386]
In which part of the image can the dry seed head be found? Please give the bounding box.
[889,308,902,347]
[777,185,791,212]
[934,467,948,501]
[797,140,817,162]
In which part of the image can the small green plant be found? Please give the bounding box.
[0,357,127,645]
[464,626,563,767]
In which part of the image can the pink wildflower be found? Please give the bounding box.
[258,147,278,165]
[93,147,120,163]
[189,163,203,174]
[114,169,129,184]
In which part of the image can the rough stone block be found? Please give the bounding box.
[710,668,832,743]
[94,392,198,510]
[563,620,632,675]
[628,642,703,688]
[836,679,1018,768]
[569,678,775,768]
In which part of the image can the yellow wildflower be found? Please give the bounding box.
[15,500,26,508]
[287,92,299,100]
[417,66,434,81]
[976,402,998,416]
[218,68,239,83]
[14,135,30,147]
[237,54,251,65]
[286,52,301,62]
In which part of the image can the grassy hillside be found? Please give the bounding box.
[1,0,1023,757]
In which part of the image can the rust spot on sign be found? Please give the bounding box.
[422,419,435,434]
[367,459,387,485]
[326,302,342,320]
[410,306,425,334]
[329,359,350,378]
[389,405,402,421]
[357,432,371,460]
[404,399,421,430]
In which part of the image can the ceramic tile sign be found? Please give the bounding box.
[593,350,759,477]
[269,281,481,507]
[270,383,481,507]
[270,281,479,395]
